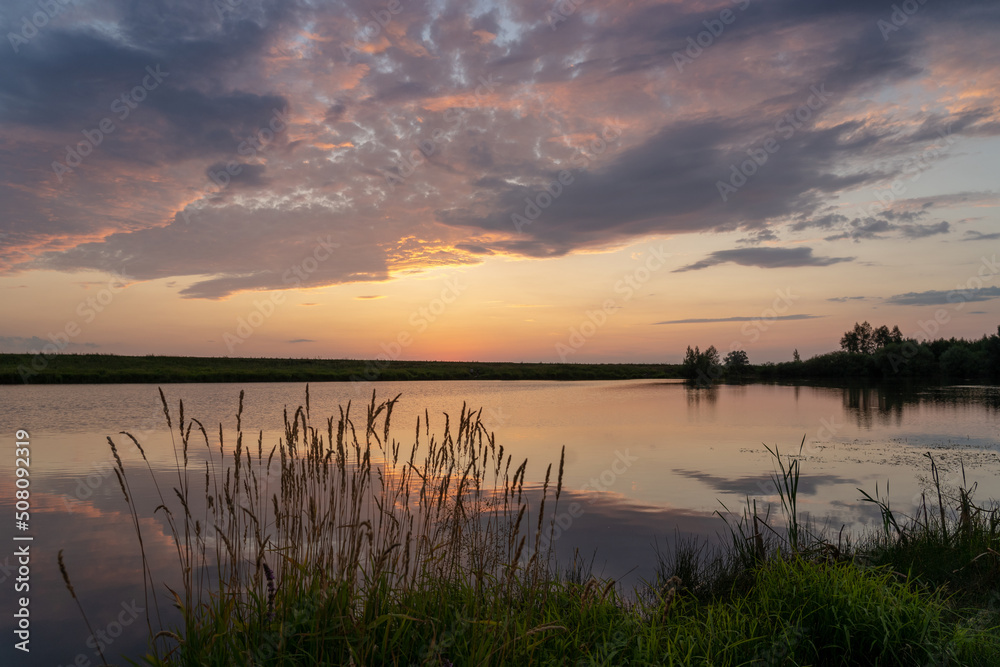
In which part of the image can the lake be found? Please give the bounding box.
[2,379,999,664]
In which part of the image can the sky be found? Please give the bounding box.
[0,0,998,363]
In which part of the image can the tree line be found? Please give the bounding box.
[682,323,1000,384]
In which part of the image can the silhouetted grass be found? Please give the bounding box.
[82,389,999,665]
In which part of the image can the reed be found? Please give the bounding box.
[86,389,999,665]
[106,388,572,664]
[860,452,1000,610]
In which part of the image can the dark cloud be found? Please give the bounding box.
[324,102,347,124]
[287,338,314,343]
[204,162,269,190]
[900,221,949,238]
[437,115,880,256]
[823,217,950,241]
[655,314,822,325]
[0,9,290,153]
[827,296,868,302]
[825,218,893,241]
[880,209,927,222]
[789,213,848,232]
[737,229,780,245]
[30,205,387,299]
[885,286,1000,306]
[0,0,997,294]
[673,247,854,273]
[963,230,1000,241]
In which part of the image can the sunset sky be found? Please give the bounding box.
[1,0,998,363]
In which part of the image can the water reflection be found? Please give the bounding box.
[841,385,906,429]
[540,490,720,585]
[672,468,852,498]
[838,383,1000,430]
[684,385,719,414]
[1,379,999,664]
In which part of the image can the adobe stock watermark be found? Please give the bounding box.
[57,600,144,667]
[480,405,510,434]
[213,0,245,20]
[378,74,499,191]
[520,449,639,564]
[406,606,474,667]
[906,456,967,517]
[877,0,930,41]
[247,595,325,665]
[717,83,832,202]
[545,0,589,30]
[739,289,798,345]
[691,288,798,387]
[883,254,999,374]
[205,108,291,189]
[180,106,290,224]
[62,461,116,511]
[744,413,843,508]
[7,0,75,54]
[51,66,169,182]
[851,126,955,222]
[573,632,629,667]
[555,244,669,362]
[222,236,339,353]
[752,623,805,666]
[672,0,752,72]
[17,269,133,382]
[62,403,164,512]
[350,275,467,381]
[512,123,623,234]
[0,555,15,585]
[341,0,405,63]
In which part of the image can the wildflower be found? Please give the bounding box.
[263,562,276,621]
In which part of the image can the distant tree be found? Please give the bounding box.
[840,327,861,353]
[702,345,721,371]
[841,334,857,353]
[874,325,891,349]
[840,321,895,355]
[873,325,903,349]
[724,349,749,368]
[939,343,987,379]
[682,345,723,384]
[857,321,876,354]
[682,345,699,376]
[724,349,750,380]
[793,349,801,362]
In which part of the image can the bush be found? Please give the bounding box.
[749,558,975,665]
[682,345,722,384]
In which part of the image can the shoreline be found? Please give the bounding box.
[4,352,996,386]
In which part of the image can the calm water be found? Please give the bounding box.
[1,380,999,664]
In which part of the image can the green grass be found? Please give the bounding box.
[1,353,680,384]
[858,456,1000,612]
[64,389,1000,666]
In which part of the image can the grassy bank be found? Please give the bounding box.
[71,390,1000,665]
[1,353,680,384]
